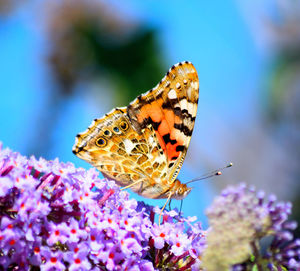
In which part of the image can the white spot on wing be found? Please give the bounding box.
[168,89,177,99]
[187,86,193,100]
[154,155,165,164]
[149,135,154,145]
[189,104,197,118]
[123,139,135,154]
[191,81,199,89]
[180,98,197,117]
[177,68,185,76]
[187,102,194,116]
[180,99,188,110]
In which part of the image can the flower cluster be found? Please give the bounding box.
[202,183,300,271]
[0,143,299,270]
[0,143,204,270]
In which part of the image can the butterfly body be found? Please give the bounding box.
[73,61,199,200]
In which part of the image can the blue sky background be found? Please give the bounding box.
[0,1,269,226]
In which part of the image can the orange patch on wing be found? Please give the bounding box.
[136,104,149,123]
[137,102,163,124]
[166,143,179,160]
[166,136,184,161]
[149,111,163,123]
[156,123,183,161]
[157,119,169,135]
[163,109,175,128]
[148,101,164,123]
[174,115,182,124]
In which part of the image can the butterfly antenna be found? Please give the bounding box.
[185,162,233,185]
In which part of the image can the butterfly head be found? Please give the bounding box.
[171,180,192,200]
[72,108,130,164]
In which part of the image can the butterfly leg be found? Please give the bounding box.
[179,199,183,216]
[158,192,174,226]
[168,199,172,211]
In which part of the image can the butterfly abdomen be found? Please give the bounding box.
[139,179,192,200]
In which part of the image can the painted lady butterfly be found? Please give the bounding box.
[73,61,199,207]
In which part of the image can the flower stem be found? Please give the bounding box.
[251,241,263,271]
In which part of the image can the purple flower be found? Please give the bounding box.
[28,239,45,266]
[47,222,69,246]
[1,143,298,270]
[202,183,300,271]
[0,143,205,270]
[170,233,190,256]
[64,243,91,271]
[65,218,87,243]
[41,250,65,271]
[152,224,169,249]
[68,251,92,271]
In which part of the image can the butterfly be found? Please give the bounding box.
[72,61,199,218]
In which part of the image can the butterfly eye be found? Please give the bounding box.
[96,137,106,147]
[113,126,121,133]
[120,121,128,131]
[104,130,111,137]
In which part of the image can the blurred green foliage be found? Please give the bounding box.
[263,1,300,236]
[266,52,300,123]
[47,1,165,103]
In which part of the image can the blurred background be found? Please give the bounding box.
[0,0,299,231]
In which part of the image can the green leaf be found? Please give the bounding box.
[251,264,258,271]
[250,254,255,262]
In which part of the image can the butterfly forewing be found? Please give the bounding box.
[127,61,199,183]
